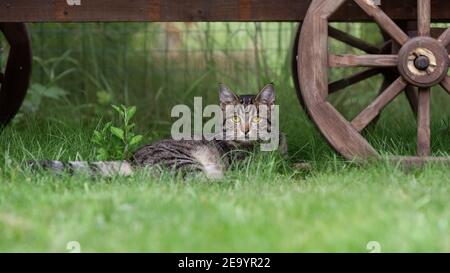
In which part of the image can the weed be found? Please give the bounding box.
[91,105,143,160]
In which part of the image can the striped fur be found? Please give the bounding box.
[28,160,134,177]
[133,139,236,180]
[28,140,246,180]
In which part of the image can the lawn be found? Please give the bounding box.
[1,110,450,253]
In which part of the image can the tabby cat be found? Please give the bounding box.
[29,84,287,180]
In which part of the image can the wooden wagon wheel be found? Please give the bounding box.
[0,23,32,127]
[292,22,398,123]
[297,0,450,162]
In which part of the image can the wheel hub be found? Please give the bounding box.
[414,55,430,71]
[398,37,449,88]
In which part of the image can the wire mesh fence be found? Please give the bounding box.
[27,22,298,101]
[2,22,449,134]
[1,22,297,131]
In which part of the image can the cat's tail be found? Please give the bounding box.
[27,160,134,177]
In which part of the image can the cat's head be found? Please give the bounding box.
[219,83,275,143]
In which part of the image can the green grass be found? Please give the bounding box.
[2,111,450,253]
[1,165,450,252]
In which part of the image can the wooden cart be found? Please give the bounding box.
[1,0,450,165]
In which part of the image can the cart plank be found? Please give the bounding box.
[1,0,450,23]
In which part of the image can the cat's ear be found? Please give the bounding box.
[256,84,275,105]
[219,84,239,105]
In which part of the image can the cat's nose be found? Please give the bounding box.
[243,124,250,134]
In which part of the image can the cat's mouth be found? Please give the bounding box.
[221,130,272,143]
[235,139,258,143]
[227,135,271,143]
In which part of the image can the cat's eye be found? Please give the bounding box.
[252,116,262,123]
[231,116,241,123]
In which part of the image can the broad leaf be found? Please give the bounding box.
[127,106,137,121]
[130,135,143,146]
[110,126,125,140]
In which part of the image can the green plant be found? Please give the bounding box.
[91,105,144,160]
[33,50,78,86]
[14,51,77,123]
[21,84,68,113]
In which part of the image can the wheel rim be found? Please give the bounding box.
[0,23,32,127]
[292,22,396,125]
[297,0,450,160]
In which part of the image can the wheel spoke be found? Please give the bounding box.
[328,26,380,54]
[351,77,407,132]
[329,68,381,93]
[417,0,431,36]
[440,75,450,95]
[329,54,398,68]
[405,85,419,117]
[438,28,450,47]
[354,0,409,46]
[417,88,431,157]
